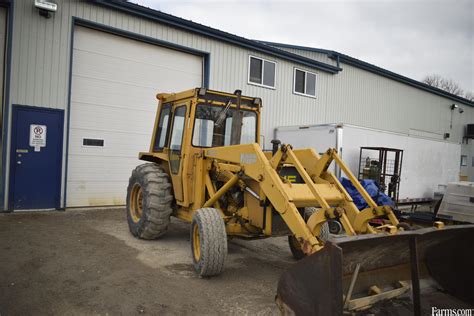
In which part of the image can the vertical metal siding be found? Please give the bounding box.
[324,62,474,142]
[8,0,473,150]
[10,0,331,151]
[282,47,474,143]
[0,6,6,109]
[3,0,473,209]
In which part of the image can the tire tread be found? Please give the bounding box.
[126,163,173,239]
[191,208,227,277]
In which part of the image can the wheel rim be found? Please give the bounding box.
[192,224,201,262]
[130,183,143,223]
[328,220,342,234]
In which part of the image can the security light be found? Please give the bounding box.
[449,103,464,129]
[34,0,57,18]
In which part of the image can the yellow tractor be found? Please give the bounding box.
[127,88,474,314]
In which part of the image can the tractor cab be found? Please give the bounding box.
[151,88,260,150]
[140,88,261,207]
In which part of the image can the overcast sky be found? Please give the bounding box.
[135,0,473,94]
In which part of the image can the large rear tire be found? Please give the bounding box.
[190,208,228,277]
[126,163,173,239]
[288,207,330,260]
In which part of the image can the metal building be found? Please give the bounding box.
[0,0,472,211]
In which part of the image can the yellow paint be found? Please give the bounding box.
[129,183,143,223]
[192,224,201,261]
[135,88,401,256]
[283,175,297,183]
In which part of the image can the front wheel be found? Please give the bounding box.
[190,208,228,277]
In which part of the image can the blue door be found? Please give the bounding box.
[9,105,64,210]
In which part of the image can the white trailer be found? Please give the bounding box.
[275,123,461,201]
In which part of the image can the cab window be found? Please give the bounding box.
[192,103,257,147]
[169,106,187,174]
[153,103,171,151]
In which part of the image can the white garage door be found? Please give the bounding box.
[67,26,203,207]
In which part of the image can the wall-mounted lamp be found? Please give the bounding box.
[35,0,57,19]
[451,103,464,113]
[450,103,464,129]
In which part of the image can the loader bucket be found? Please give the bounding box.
[277,225,474,315]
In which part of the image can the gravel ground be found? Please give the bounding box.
[0,208,292,315]
[0,208,470,315]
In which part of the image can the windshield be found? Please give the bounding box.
[192,103,257,147]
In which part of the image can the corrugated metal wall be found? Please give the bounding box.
[9,0,334,151]
[325,62,474,143]
[10,0,472,146]
[461,139,474,180]
[5,0,473,208]
[277,47,474,143]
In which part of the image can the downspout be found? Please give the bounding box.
[328,51,341,70]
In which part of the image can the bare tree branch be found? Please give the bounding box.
[422,74,465,97]
[423,74,442,88]
[464,91,474,102]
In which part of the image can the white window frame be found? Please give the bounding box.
[293,68,317,98]
[247,55,276,89]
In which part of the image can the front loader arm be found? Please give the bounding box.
[204,143,400,255]
[296,148,399,233]
[205,144,323,254]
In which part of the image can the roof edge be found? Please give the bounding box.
[91,0,341,74]
[257,41,334,55]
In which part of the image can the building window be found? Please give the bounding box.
[461,155,467,166]
[248,56,276,88]
[293,68,317,97]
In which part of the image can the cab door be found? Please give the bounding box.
[168,104,187,202]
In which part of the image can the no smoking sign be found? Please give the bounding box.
[29,124,47,152]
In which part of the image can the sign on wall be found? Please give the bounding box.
[29,124,47,152]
